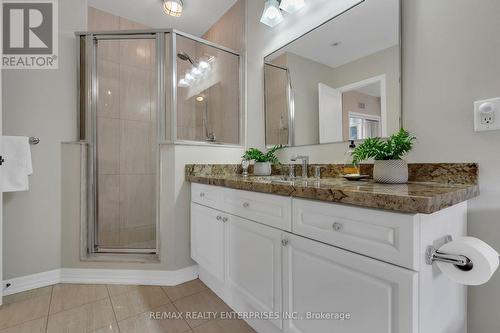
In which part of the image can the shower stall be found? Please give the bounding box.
[77,30,242,255]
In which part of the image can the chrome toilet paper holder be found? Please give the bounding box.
[425,235,474,271]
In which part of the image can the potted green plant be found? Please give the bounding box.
[242,145,283,176]
[352,129,416,184]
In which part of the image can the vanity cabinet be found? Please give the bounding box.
[190,183,467,333]
[191,201,283,329]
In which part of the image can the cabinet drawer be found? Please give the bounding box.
[221,188,292,231]
[292,198,420,270]
[191,183,223,210]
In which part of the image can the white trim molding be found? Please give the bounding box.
[3,265,198,296]
[338,74,388,137]
[3,269,61,296]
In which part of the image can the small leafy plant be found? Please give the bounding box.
[352,129,416,163]
[242,145,283,164]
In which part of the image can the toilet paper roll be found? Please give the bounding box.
[436,237,499,286]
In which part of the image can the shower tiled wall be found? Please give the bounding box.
[89,7,157,249]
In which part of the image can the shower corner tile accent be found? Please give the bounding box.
[185,163,479,214]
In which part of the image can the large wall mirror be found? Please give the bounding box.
[264,0,401,147]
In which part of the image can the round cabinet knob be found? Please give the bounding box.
[281,239,289,246]
[242,202,250,208]
[216,215,222,221]
[332,222,343,232]
[222,217,228,223]
[199,192,205,198]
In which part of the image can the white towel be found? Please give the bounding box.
[2,136,33,192]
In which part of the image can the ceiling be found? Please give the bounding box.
[267,0,399,68]
[88,0,238,36]
[355,82,381,97]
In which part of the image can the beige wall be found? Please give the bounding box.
[202,0,246,53]
[403,1,500,331]
[2,0,87,280]
[285,52,336,145]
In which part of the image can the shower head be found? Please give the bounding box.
[177,52,194,64]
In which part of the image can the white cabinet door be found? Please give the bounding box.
[283,233,418,333]
[191,203,225,282]
[318,83,343,143]
[227,215,283,329]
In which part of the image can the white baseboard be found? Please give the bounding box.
[3,265,198,296]
[3,269,60,296]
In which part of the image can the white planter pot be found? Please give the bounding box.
[373,160,408,184]
[254,162,272,176]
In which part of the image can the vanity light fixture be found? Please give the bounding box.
[279,0,305,13]
[163,0,183,17]
[260,0,284,27]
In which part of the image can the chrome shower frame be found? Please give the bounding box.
[76,29,243,257]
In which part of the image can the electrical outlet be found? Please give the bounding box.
[480,107,495,125]
[474,98,500,132]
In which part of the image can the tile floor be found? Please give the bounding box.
[0,279,256,333]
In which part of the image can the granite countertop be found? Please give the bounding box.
[186,163,479,214]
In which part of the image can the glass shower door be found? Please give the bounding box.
[93,35,158,253]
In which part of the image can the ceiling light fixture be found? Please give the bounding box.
[163,0,183,17]
[279,0,305,13]
[260,0,284,28]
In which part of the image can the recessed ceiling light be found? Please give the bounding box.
[260,0,284,28]
[163,0,183,17]
[279,0,305,13]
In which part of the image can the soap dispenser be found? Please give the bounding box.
[343,140,360,175]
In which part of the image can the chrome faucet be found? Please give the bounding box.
[290,155,309,178]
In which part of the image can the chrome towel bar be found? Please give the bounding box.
[29,137,40,145]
